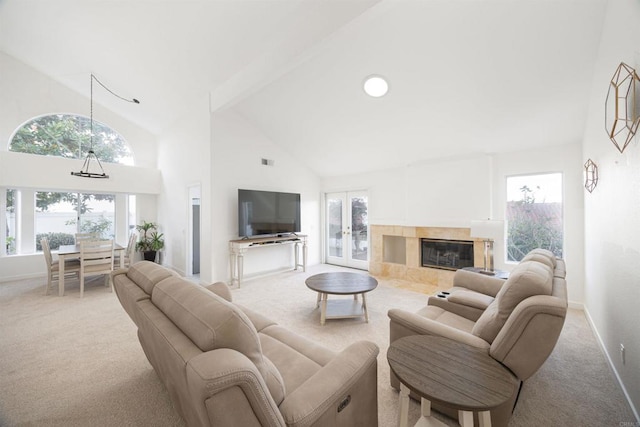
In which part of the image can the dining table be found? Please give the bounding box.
[57,243,125,296]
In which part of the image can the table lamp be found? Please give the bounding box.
[469,220,504,274]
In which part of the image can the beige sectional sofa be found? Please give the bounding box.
[388,248,568,426]
[112,261,379,427]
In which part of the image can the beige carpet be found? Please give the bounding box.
[0,264,636,426]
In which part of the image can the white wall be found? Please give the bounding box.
[0,52,157,168]
[322,145,585,305]
[211,110,321,283]
[156,95,211,280]
[0,52,160,281]
[581,0,640,417]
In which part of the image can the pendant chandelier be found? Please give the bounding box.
[71,74,139,178]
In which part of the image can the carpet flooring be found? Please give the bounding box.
[0,263,636,426]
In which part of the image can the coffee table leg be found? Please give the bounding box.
[316,292,321,308]
[398,383,410,427]
[321,293,327,325]
[362,293,369,322]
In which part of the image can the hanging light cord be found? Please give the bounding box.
[90,73,140,151]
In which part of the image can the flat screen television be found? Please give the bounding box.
[238,189,301,238]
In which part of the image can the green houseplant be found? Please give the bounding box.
[136,221,165,262]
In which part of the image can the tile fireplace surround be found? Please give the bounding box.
[370,225,485,290]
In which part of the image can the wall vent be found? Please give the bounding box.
[261,158,275,166]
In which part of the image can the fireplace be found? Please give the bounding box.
[421,238,474,271]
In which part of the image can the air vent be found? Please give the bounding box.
[261,158,275,166]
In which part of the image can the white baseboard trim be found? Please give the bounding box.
[568,300,584,310]
[583,306,639,422]
[0,273,44,283]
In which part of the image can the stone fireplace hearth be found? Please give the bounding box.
[370,225,484,289]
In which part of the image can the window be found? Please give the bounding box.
[35,192,115,251]
[506,173,563,262]
[5,189,17,255]
[10,114,133,165]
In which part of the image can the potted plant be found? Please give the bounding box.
[136,221,165,263]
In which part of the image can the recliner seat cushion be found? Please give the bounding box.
[416,305,476,334]
[472,261,553,343]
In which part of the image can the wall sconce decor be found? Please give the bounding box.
[605,62,640,153]
[71,74,139,178]
[584,158,598,193]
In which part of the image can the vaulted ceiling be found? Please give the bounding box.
[0,0,607,177]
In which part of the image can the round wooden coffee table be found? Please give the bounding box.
[387,335,518,427]
[305,272,378,325]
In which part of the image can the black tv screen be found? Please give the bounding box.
[238,189,301,238]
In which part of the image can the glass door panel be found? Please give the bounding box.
[325,191,369,270]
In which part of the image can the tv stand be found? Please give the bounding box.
[229,234,307,287]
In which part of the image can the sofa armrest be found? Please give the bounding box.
[186,348,285,427]
[278,340,379,427]
[205,281,233,302]
[452,269,505,297]
[388,308,490,349]
[427,295,485,322]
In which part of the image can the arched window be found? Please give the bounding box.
[9,114,134,165]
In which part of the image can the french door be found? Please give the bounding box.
[325,191,369,270]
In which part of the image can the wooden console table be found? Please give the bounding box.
[229,234,307,287]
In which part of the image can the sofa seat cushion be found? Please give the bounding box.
[151,277,286,404]
[127,261,177,295]
[472,260,553,343]
[415,305,476,334]
[259,331,325,394]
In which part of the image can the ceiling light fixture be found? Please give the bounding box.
[71,74,139,179]
[363,75,389,98]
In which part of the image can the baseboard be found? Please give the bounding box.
[583,306,639,422]
[0,273,43,283]
[568,300,584,310]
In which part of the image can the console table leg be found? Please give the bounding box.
[302,241,307,272]
[237,253,244,288]
[398,383,410,427]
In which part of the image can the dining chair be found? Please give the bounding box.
[79,239,114,298]
[42,238,80,296]
[123,232,137,267]
[75,232,101,244]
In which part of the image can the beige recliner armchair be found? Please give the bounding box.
[388,249,567,427]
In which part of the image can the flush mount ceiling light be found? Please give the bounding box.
[605,62,640,153]
[363,75,389,98]
[71,74,139,179]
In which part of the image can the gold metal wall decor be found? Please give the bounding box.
[605,62,640,153]
[584,158,598,193]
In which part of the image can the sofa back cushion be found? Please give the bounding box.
[127,261,177,295]
[151,277,285,404]
[522,248,557,269]
[472,261,553,343]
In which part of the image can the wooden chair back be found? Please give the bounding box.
[79,239,114,297]
[75,232,101,244]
